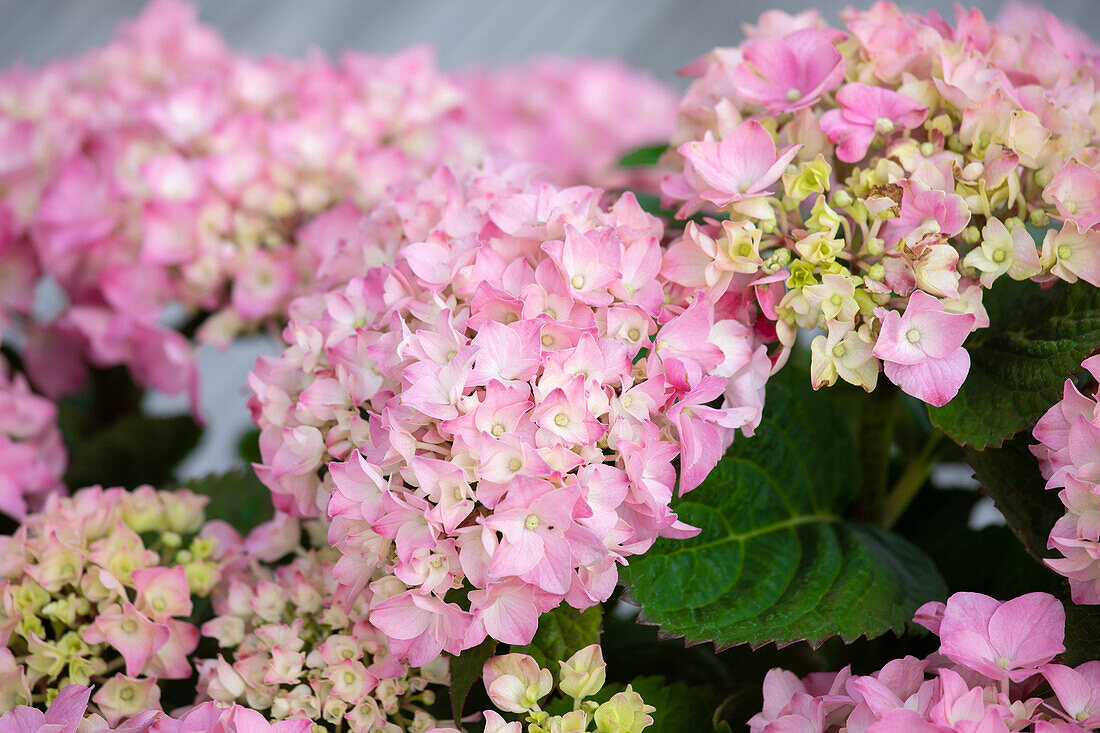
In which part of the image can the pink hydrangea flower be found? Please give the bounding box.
[733,29,846,113]
[935,592,1066,682]
[674,120,801,211]
[1032,356,1100,603]
[249,166,769,664]
[872,291,976,407]
[819,83,928,163]
[748,591,1075,733]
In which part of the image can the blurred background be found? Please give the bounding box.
[1,0,1082,485]
[4,0,1096,83]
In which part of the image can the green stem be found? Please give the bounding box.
[856,382,898,524]
[881,429,944,528]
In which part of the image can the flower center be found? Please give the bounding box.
[1058,244,1072,259]
[996,657,1011,669]
[829,293,843,305]
[490,424,505,437]
[152,598,166,612]
[120,687,135,702]
[906,328,922,343]
[832,343,847,358]
[524,514,540,530]
[992,249,1006,263]
[508,458,522,472]
[541,334,554,347]
[785,87,802,103]
[120,619,138,634]
[874,117,895,134]
[571,274,585,289]
[344,671,357,685]
[554,413,570,427]
[627,328,640,341]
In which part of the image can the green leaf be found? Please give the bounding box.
[448,637,497,726]
[1064,605,1100,666]
[618,144,667,167]
[964,437,1063,560]
[929,280,1100,448]
[518,604,603,675]
[63,413,201,489]
[621,368,947,649]
[238,428,261,465]
[183,470,274,533]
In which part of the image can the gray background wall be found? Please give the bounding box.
[2,0,1084,484]
[4,1,1097,84]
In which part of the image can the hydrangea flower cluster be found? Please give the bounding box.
[748,590,1100,732]
[431,645,655,733]
[1032,355,1100,604]
[197,517,449,732]
[0,356,66,520]
[2,0,480,403]
[0,485,234,723]
[661,3,1100,406]
[457,57,677,190]
[0,683,313,733]
[0,0,676,410]
[248,162,771,663]
[0,684,162,733]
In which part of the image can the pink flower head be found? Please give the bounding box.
[677,120,801,209]
[1043,662,1100,728]
[1045,163,1100,232]
[370,591,471,666]
[881,182,971,251]
[937,592,1065,682]
[82,603,171,677]
[819,83,928,162]
[0,684,92,733]
[733,29,846,113]
[873,291,976,407]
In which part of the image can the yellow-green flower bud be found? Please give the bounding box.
[15,580,50,615]
[1029,208,1050,228]
[786,259,817,289]
[593,687,655,733]
[184,561,218,596]
[189,536,217,561]
[929,114,954,137]
[795,232,844,264]
[559,644,607,701]
[782,155,832,202]
[806,197,842,235]
[962,226,981,245]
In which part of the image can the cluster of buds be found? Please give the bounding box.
[1033,355,1100,604]
[431,646,655,733]
[0,485,235,723]
[197,517,449,732]
[0,0,676,410]
[0,354,66,520]
[247,162,771,664]
[749,590,1100,732]
[661,3,1100,406]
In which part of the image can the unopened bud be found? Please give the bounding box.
[559,644,607,700]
